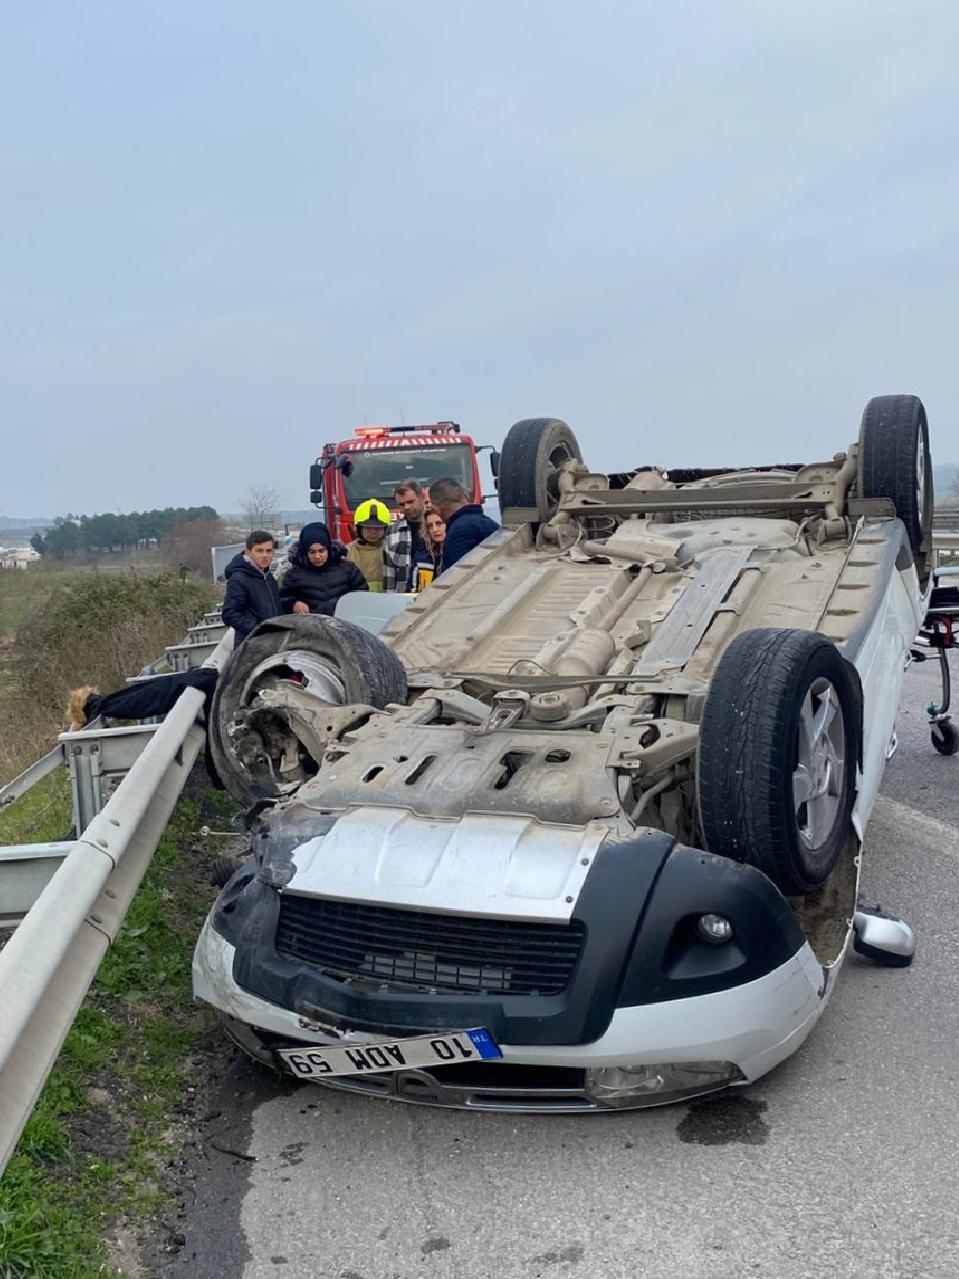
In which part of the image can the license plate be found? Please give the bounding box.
[278,1028,502,1080]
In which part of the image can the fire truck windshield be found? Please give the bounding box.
[341,444,474,507]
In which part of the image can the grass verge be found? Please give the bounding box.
[0,568,86,640]
[0,770,73,846]
[0,774,241,1279]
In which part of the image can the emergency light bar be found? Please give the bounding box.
[352,422,461,439]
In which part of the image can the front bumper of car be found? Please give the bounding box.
[193,833,833,1111]
[194,921,828,1111]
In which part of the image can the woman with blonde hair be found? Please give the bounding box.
[413,507,446,592]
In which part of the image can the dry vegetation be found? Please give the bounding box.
[0,566,218,784]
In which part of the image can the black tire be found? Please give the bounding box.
[858,395,933,564]
[931,720,959,756]
[210,614,408,805]
[497,418,582,526]
[698,628,860,896]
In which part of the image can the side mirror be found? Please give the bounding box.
[852,908,916,967]
[309,462,325,489]
[309,490,323,504]
[489,450,501,479]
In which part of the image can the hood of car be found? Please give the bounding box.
[279,807,612,923]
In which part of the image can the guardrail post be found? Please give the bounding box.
[61,724,160,833]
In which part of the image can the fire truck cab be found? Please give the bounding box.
[309,422,488,545]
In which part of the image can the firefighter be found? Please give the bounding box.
[346,499,392,592]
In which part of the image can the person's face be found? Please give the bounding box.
[307,542,329,567]
[395,487,425,521]
[358,523,386,544]
[247,541,274,569]
[425,512,446,544]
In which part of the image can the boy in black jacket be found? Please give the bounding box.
[222,530,282,644]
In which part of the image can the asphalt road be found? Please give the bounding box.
[169,661,959,1279]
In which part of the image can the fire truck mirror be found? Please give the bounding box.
[309,462,325,489]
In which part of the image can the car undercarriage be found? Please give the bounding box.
[195,396,933,1110]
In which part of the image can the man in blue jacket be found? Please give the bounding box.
[430,477,500,573]
[221,530,282,644]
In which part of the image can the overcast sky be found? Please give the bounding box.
[2,0,958,518]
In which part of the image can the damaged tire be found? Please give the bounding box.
[698,628,860,897]
[210,615,408,806]
[498,418,582,527]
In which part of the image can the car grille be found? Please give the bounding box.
[275,895,586,996]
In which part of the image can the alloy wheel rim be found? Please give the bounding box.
[242,650,347,707]
[792,677,846,851]
[916,432,927,528]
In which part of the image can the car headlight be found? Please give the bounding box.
[586,1060,743,1108]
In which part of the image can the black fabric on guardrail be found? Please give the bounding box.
[84,667,218,723]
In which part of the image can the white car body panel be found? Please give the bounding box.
[283,809,609,922]
[849,552,925,833]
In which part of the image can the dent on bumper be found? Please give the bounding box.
[193,916,827,1085]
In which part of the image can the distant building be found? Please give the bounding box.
[0,546,41,570]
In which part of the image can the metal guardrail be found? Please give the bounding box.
[64,723,161,834]
[0,843,73,929]
[933,529,959,567]
[0,745,66,813]
[0,631,232,1174]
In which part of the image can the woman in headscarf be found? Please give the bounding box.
[280,521,367,616]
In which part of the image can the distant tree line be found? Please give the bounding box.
[31,507,220,558]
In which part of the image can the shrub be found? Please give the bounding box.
[13,571,217,717]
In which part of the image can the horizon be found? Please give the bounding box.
[4,462,958,528]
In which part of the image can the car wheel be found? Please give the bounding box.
[931,720,959,756]
[497,418,582,526]
[698,628,860,896]
[210,614,408,805]
[858,394,933,567]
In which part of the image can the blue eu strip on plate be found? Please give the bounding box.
[467,1028,503,1060]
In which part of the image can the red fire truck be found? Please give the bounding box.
[309,422,491,544]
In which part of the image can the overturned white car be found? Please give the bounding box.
[194,395,932,1111]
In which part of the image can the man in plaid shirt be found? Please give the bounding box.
[382,480,427,592]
